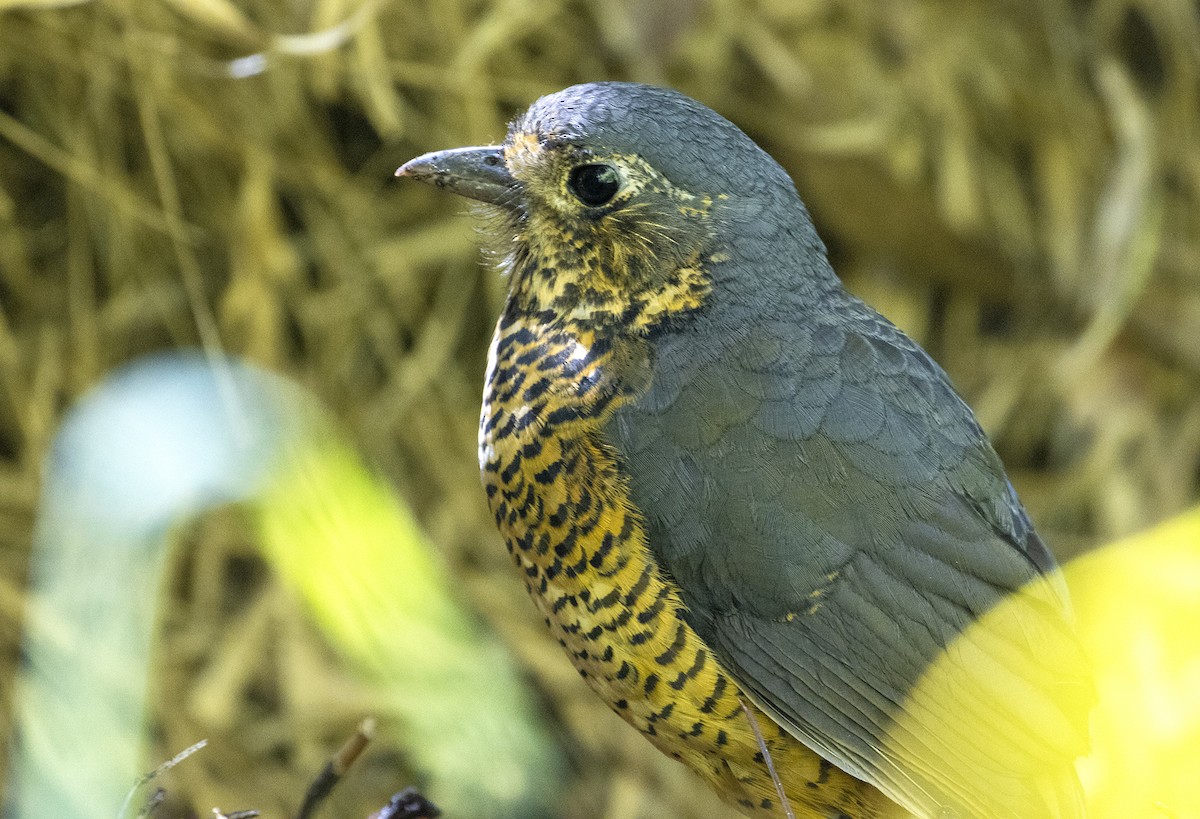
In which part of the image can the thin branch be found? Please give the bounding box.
[740,698,796,819]
[118,740,209,819]
[295,718,377,819]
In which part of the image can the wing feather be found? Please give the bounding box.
[610,298,1092,818]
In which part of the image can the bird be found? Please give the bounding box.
[396,82,1093,819]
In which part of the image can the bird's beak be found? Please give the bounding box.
[395,146,519,208]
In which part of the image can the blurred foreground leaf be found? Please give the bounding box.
[889,507,1200,819]
[1070,507,1200,819]
[6,352,563,818]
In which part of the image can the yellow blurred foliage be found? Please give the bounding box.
[890,507,1200,818]
[1070,507,1200,819]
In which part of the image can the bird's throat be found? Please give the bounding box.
[493,209,717,334]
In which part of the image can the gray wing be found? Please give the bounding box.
[609,300,1093,818]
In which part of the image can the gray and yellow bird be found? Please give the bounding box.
[398,82,1093,819]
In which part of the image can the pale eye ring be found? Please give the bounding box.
[567,163,622,207]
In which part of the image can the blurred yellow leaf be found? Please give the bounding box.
[1070,507,1200,819]
[888,508,1200,818]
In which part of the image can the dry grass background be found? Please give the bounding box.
[1,0,1198,816]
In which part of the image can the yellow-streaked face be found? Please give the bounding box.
[491,126,724,332]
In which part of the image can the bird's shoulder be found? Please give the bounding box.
[608,290,1050,611]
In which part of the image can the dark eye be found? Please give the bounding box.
[567,163,622,207]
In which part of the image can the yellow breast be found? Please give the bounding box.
[478,314,903,818]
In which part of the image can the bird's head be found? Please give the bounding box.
[398,82,829,334]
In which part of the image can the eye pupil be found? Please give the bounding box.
[568,163,621,206]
